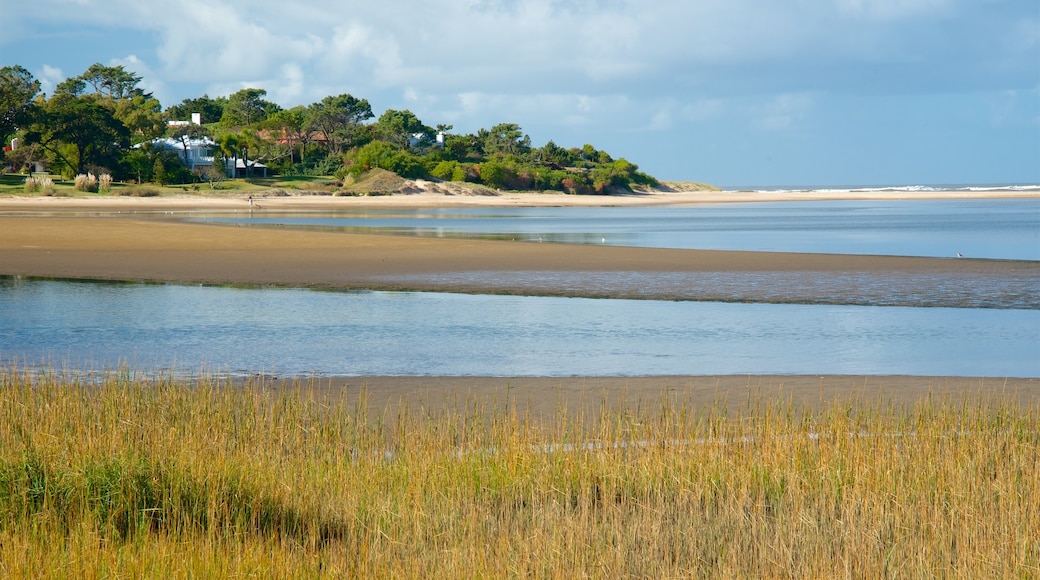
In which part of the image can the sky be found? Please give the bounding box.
[1,0,1038,186]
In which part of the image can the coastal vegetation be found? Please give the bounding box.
[1,365,1036,576]
[1,63,661,195]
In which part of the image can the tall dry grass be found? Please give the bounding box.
[73,173,98,192]
[22,176,54,195]
[0,366,1036,577]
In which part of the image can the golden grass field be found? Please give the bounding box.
[1,367,1036,577]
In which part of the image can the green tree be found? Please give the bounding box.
[152,156,166,184]
[78,64,146,100]
[482,123,531,157]
[346,140,396,176]
[442,133,483,161]
[477,159,514,188]
[267,106,310,164]
[215,133,241,177]
[305,94,373,155]
[375,109,433,150]
[221,88,279,128]
[122,145,154,183]
[536,140,574,166]
[165,95,227,124]
[113,92,164,144]
[0,65,41,144]
[23,93,130,175]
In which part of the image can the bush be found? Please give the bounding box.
[430,161,458,180]
[118,186,161,197]
[24,176,55,194]
[74,173,99,193]
[98,173,113,192]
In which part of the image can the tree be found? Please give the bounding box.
[78,64,147,100]
[305,94,373,155]
[113,92,164,144]
[442,133,483,161]
[165,95,227,125]
[23,93,130,175]
[0,65,40,145]
[375,109,433,150]
[215,133,241,177]
[482,123,531,157]
[267,106,310,164]
[221,88,279,128]
[0,65,41,143]
[536,140,574,167]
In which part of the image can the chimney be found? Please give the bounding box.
[191,112,202,125]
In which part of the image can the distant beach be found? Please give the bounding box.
[2,183,1038,211]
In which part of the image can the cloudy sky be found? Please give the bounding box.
[2,0,1038,186]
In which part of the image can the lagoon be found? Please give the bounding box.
[1,278,1037,378]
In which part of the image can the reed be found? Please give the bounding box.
[22,176,54,194]
[98,173,113,192]
[0,366,1036,577]
[73,173,98,192]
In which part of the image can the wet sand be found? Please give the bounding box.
[2,192,1037,410]
[1,215,1036,306]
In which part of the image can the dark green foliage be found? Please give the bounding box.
[431,160,466,181]
[23,93,130,176]
[221,88,280,128]
[0,65,40,142]
[375,109,433,150]
[0,455,347,543]
[305,94,373,155]
[164,94,227,124]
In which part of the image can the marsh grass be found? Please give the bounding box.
[0,366,1036,577]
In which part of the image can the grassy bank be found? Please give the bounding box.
[0,367,1036,577]
[0,172,341,198]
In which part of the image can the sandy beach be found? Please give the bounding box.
[2,189,1037,410]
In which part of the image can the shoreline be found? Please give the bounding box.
[1,185,1038,211]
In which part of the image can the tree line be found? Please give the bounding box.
[1,64,658,193]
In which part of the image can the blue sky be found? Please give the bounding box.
[2,0,1038,186]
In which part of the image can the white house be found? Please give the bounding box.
[150,112,270,178]
[146,135,229,176]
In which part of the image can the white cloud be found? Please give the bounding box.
[37,65,65,96]
[5,0,1037,183]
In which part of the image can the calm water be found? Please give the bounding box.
[194,199,1040,260]
[2,279,1037,378]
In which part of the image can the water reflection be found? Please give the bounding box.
[192,199,1040,260]
[2,279,1037,378]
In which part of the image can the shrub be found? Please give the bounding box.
[98,173,113,192]
[24,176,55,195]
[118,186,161,197]
[430,161,458,181]
[74,173,99,193]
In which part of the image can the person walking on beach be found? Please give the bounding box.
[248,195,254,210]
